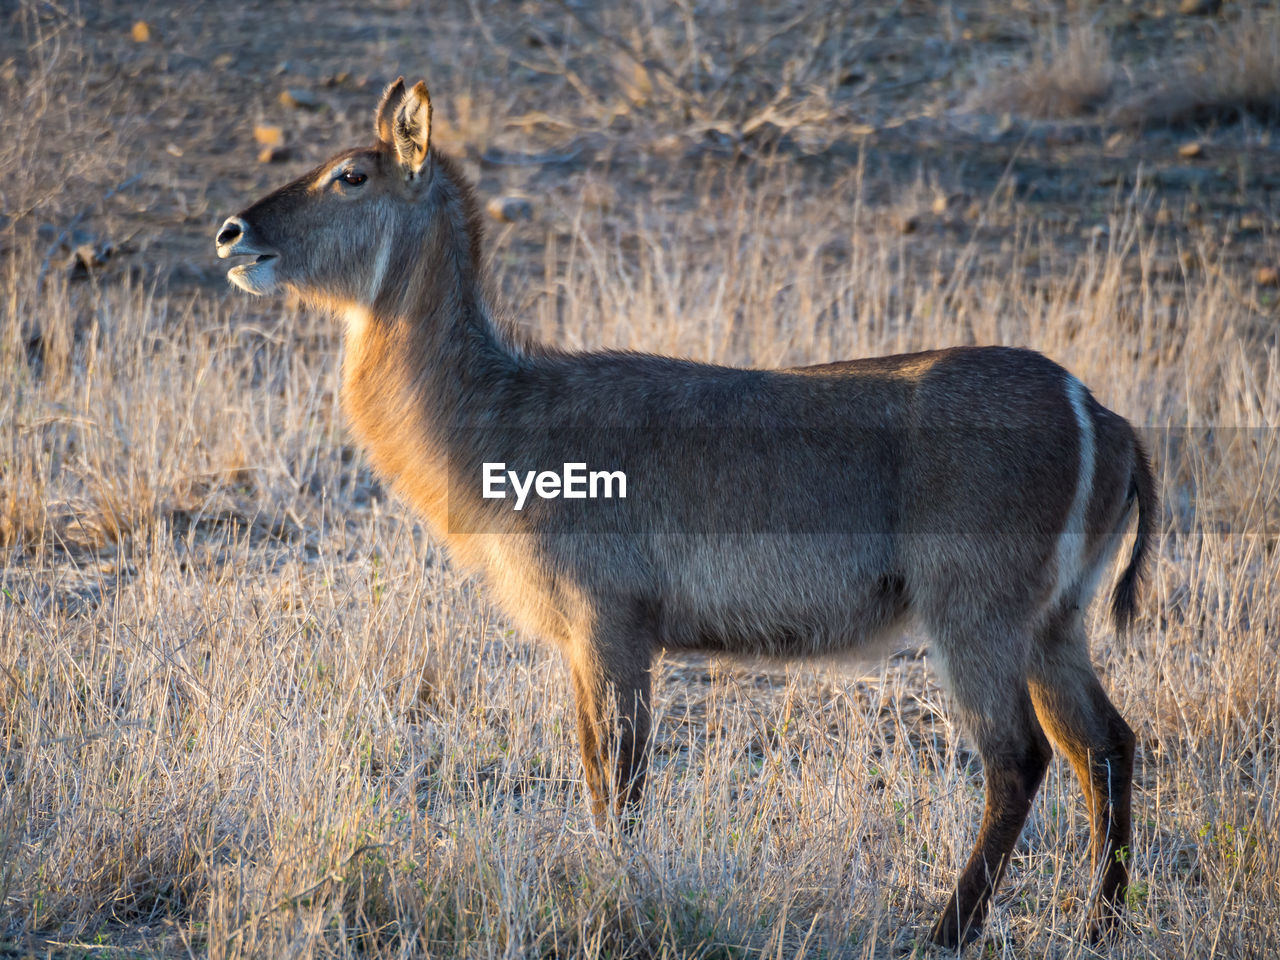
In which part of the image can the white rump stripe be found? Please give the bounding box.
[1053,375,1096,604]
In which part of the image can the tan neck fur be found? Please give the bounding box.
[335,164,521,556]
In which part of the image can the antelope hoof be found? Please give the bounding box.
[928,913,982,951]
[1087,907,1124,946]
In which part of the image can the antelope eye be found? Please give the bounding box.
[340,170,367,186]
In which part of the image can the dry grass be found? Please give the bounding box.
[971,23,1117,121]
[2,2,1280,958]
[974,11,1280,129]
[468,0,867,150]
[1115,11,1280,128]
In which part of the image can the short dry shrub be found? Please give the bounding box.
[971,23,1116,120]
[1114,12,1280,127]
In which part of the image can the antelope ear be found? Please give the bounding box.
[374,77,406,145]
[392,81,432,180]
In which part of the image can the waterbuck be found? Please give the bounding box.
[215,79,1155,947]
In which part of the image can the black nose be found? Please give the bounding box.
[216,217,246,247]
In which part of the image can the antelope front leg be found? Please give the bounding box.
[569,641,652,829]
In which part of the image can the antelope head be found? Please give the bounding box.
[214,78,439,309]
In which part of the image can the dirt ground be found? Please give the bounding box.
[6,0,1279,304]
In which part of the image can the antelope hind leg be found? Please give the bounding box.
[1029,610,1135,941]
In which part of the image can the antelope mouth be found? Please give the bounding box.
[216,223,282,294]
[223,251,281,295]
[227,252,278,269]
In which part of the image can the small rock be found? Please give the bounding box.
[896,215,920,235]
[486,195,534,223]
[254,125,284,147]
[930,192,971,216]
[131,20,151,42]
[259,145,291,164]
[1178,0,1221,15]
[1239,214,1264,231]
[279,88,320,110]
[1178,141,1203,158]
[324,71,351,88]
[212,53,234,70]
[165,143,183,158]
[1256,266,1279,287]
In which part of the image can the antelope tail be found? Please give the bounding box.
[1110,435,1157,636]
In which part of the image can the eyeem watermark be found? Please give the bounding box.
[482,462,627,511]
